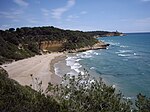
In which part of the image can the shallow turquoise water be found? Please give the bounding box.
[55,33,150,99]
[80,33,150,98]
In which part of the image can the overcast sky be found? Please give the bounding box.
[0,0,150,32]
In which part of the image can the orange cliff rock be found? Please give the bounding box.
[39,41,64,52]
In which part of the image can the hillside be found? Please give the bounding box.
[0,26,122,64]
[0,26,99,64]
[0,67,60,112]
[86,31,125,37]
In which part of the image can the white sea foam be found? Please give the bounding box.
[77,50,94,59]
[117,49,139,58]
[116,49,138,58]
[76,59,82,61]
[112,85,116,88]
[74,68,80,73]
[118,54,132,57]
[80,71,84,75]
[65,50,99,76]
[70,63,82,70]
[120,45,128,48]
[90,67,95,70]
[116,50,132,53]
[66,55,83,75]
[66,56,77,66]
[90,79,95,83]
[123,97,133,100]
[93,52,99,55]
[54,67,60,77]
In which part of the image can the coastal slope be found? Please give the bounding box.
[0,26,121,64]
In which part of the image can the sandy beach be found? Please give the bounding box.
[1,53,65,92]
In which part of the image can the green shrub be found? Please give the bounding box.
[1,68,150,112]
[0,67,60,112]
[47,71,132,112]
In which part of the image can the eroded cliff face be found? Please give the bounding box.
[39,41,64,52]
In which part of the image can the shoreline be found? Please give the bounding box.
[0,53,64,92]
[50,54,67,85]
[0,41,109,93]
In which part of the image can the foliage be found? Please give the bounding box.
[0,26,99,64]
[135,93,150,112]
[0,67,60,112]
[47,71,132,112]
[1,67,150,112]
[86,31,124,37]
[0,26,123,64]
[27,42,40,54]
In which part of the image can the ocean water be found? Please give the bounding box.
[55,33,150,99]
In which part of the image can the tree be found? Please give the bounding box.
[1,67,150,112]
[9,28,15,32]
[0,67,61,112]
[28,42,40,54]
[135,93,150,112]
[47,70,132,112]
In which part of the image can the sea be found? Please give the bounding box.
[54,33,150,99]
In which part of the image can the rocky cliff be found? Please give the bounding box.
[68,41,109,53]
[39,41,64,52]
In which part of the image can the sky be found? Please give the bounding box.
[0,0,150,32]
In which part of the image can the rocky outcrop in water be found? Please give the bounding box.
[67,41,109,53]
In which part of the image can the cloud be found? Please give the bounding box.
[0,11,15,19]
[135,17,150,26]
[41,8,50,16]
[141,0,150,2]
[65,10,87,22]
[51,0,76,19]
[80,11,87,15]
[119,17,150,32]
[0,25,12,30]
[120,17,150,26]
[27,18,38,24]
[13,0,29,7]
[0,9,23,20]
[35,0,41,4]
[66,15,79,21]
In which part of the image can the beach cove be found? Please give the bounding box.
[1,33,150,99]
[1,53,65,92]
